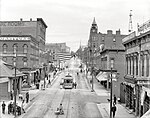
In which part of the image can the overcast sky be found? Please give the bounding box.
[0,0,150,52]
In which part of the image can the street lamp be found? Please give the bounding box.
[110,59,114,118]
[13,52,17,117]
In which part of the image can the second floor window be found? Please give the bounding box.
[23,44,28,53]
[13,44,17,54]
[141,55,144,76]
[146,54,149,77]
[3,44,7,53]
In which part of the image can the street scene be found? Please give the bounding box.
[1,58,136,118]
[0,0,150,118]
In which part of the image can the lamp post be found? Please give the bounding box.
[110,59,114,118]
[14,52,17,117]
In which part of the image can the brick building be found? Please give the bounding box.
[0,18,47,86]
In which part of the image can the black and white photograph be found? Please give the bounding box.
[0,0,150,118]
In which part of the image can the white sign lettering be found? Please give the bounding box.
[0,21,24,27]
[0,37,31,41]
[137,19,150,35]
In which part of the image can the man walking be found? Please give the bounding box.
[26,92,29,103]
[113,94,117,104]
[2,101,6,114]
[74,82,77,89]
[10,91,13,100]
[111,103,117,118]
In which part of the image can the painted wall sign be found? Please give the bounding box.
[0,37,31,41]
[0,21,24,27]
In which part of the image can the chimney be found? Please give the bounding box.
[30,18,32,21]
[116,29,120,35]
[107,30,112,35]
[20,18,23,21]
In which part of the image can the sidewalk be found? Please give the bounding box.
[85,72,136,118]
[0,89,39,118]
[0,71,60,118]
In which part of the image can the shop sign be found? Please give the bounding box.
[137,19,150,35]
[0,21,24,26]
[122,31,136,43]
[137,80,150,85]
[0,37,31,41]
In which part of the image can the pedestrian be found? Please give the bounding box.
[111,103,117,118]
[113,94,117,104]
[9,102,13,113]
[17,105,21,115]
[74,82,77,89]
[10,91,13,100]
[8,102,11,114]
[26,92,29,103]
[21,99,25,113]
[2,101,6,114]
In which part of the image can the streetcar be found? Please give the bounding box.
[62,74,74,89]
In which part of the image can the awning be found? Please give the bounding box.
[141,109,150,118]
[96,72,108,81]
[0,77,9,83]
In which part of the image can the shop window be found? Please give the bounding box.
[23,44,28,53]
[3,44,7,53]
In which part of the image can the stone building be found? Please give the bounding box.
[122,19,150,117]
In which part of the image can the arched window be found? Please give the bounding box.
[23,44,28,53]
[13,44,17,54]
[3,44,7,53]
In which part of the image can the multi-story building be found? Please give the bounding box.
[122,19,150,117]
[87,18,127,101]
[0,18,47,85]
[45,43,71,68]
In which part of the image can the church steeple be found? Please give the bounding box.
[90,17,98,33]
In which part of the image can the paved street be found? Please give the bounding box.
[1,58,136,118]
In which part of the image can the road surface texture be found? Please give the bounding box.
[19,58,103,118]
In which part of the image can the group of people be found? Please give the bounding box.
[1,91,29,116]
[1,101,24,116]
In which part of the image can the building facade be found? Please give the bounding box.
[0,18,47,85]
[122,19,150,117]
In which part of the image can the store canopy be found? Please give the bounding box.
[0,59,25,79]
[96,71,108,81]
[0,60,13,77]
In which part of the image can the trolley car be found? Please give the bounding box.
[62,74,74,89]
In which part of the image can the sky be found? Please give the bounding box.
[0,0,150,52]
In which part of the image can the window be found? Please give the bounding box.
[13,44,17,54]
[126,57,128,74]
[146,54,149,77]
[2,57,7,62]
[23,61,27,67]
[113,38,116,42]
[133,57,134,75]
[3,44,7,53]
[136,56,138,75]
[141,55,144,76]
[23,44,28,53]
